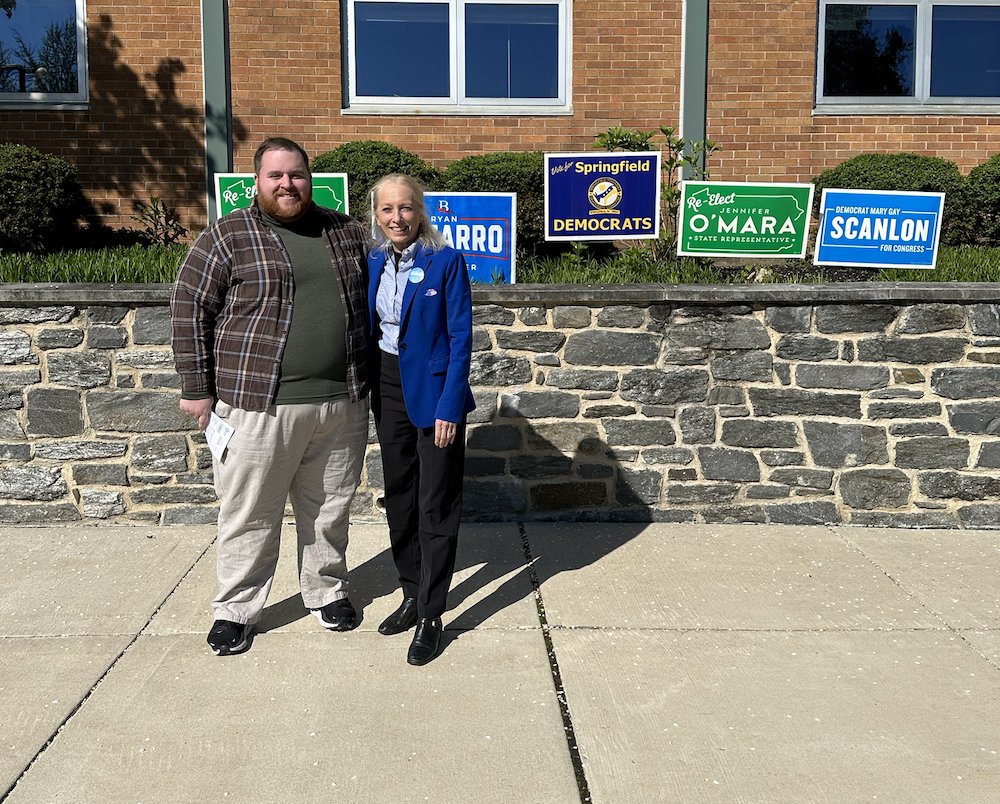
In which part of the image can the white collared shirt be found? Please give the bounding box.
[375,244,417,355]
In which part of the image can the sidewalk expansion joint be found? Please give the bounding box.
[1,537,215,803]
[519,522,593,804]
[830,526,1000,673]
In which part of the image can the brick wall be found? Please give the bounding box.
[4,2,999,241]
[4,283,1000,529]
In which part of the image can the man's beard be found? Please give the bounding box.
[258,189,311,222]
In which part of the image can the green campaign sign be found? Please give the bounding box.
[214,173,350,218]
[677,181,814,259]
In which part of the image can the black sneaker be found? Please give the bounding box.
[207,619,252,656]
[311,598,357,631]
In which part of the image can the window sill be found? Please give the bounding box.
[0,100,89,111]
[342,104,573,117]
[814,103,1000,116]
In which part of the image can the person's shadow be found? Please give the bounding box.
[258,411,656,652]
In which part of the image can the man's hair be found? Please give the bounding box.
[253,137,310,174]
[369,173,447,253]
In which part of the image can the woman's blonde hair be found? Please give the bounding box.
[369,173,447,253]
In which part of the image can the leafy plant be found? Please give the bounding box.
[592,124,719,260]
[130,197,188,246]
[0,142,85,252]
[312,141,442,222]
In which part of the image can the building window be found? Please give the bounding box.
[817,1,1000,111]
[0,0,87,107]
[346,0,570,114]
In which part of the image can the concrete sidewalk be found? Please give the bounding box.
[2,522,999,803]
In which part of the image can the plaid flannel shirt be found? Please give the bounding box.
[170,202,370,411]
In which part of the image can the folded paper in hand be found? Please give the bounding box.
[205,412,235,461]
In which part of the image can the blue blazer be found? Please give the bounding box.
[368,243,476,428]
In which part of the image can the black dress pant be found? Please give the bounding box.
[373,351,465,619]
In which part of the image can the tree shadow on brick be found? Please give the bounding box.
[55,14,249,238]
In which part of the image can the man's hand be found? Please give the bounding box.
[434,418,458,449]
[180,397,214,431]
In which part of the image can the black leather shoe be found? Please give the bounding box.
[379,597,418,635]
[407,618,442,666]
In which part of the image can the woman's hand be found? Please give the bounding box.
[434,418,458,448]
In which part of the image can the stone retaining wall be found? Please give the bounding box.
[4,283,1000,528]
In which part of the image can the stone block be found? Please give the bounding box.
[0,502,80,523]
[545,368,618,391]
[968,304,1000,336]
[751,389,861,419]
[530,480,606,510]
[641,446,695,465]
[679,407,716,443]
[711,351,773,381]
[620,368,709,405]
[564,330,660,365]
[666,318,770,350]
[764,501,841,525]
[768,468,834,489]
[467,424,522,451]
[518,307,547,326]
[496,331,566,352]
[81,489,125,518]
[72,463,128,486]
[760,450,804,466]
[896,304,966,334]
[795,364,888,390]
[0,465,67,501]
[35,441,127,460]
[0,331,33,364]
[614,467,662,505]
[0,306,75,324]
[918,471,1000,500]
[889,422,948,437]
[552,306,592,328]
[26,388,84,436]
[603,419,676,446]
[857,336,965,364]
[868,402,942,419]
[839,469,911,509]
[815,304,897,333]
[703,505,767,524]
[583,404,636,419]
[115,348,174,369]
[88,306,129,324]
[958,505,1000,528]
[721,419,799,449]
[133,306,172,344]
[895,437,969,469]
[775,335,839,361]
[131,435,189,472]
[803,421,888,467]
[931,367,1000,400]
[473,304,516,326]
[161,506,220,525]
[469,353,531,385]
[87,391,192,432]
[465,456,507,477]
[499,390,580,419]
[698,447,760,482]
[36,328,84,349]
[510,454,573,479]
[764,305,811,333]
[665,483,738,504]
[46,352,112,388]
[525,422,603,453]
[597,306,645,328]
[87,325,127,349]
[947,402,1000,434]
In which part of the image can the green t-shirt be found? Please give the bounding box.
[261,207,348,404]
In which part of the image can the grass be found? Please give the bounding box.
[2,243,1000,285]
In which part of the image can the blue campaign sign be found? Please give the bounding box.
[545,152,661,241]
[424,193,517,284]
[814,189,945,269]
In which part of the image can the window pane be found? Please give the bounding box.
[0,0,78,93]
[931,5,1000,97]
[823,4,915,96]
[465,4,558,99]
[355,3,449,97]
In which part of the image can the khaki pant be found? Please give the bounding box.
[211,397,369,624]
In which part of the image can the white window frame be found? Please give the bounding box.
[345,0,572,116]
[0,0,88,109]
[816,0,1000,114]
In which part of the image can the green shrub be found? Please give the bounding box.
[0,143,86,252]
[962,153,1000,246]
[0,244,187,283]
[312,141,442,221]
[813,152,967,245]
[443,151,553,257]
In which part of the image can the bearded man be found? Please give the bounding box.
[171,137,371,656]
